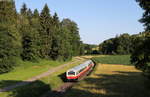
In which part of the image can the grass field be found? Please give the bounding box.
[0,58,85,97]
[0,59,68,88]
[92,55,131,65]
[63,64,150,97]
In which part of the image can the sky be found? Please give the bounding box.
[15,0,144,45]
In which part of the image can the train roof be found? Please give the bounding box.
[67,60,93,72]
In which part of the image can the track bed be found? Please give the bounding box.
[42,68,94,97]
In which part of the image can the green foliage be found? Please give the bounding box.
[131,33,150,71]
[39,4,53,59]
[50,13,61,60]
[101,38,115,54]
[0,1,84,73]
[19,4,39,61]
[57,27,73,61]
[21,26,39,61]
[79,41,85,55]
[130,0,150,78]
[20,3,27,16]
[0,57,16,73]
[0,1,21,73]
[99,33,134,55]
[61,19,81,56]
[136,0,150,31]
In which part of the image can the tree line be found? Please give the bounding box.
[99,33,134,55]
[0,0,84,73]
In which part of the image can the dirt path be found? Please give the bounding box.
[0,57,84,93]
[62,64,150,97]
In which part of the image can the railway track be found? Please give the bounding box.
[41,82,76,97]
[42,68,93,97]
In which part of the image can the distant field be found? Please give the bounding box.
[92,55,131,65]
[63,64,150,97]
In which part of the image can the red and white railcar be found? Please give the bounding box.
[66,60,95,81]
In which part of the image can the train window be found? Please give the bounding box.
[68,71,75,75]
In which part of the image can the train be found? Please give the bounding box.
[66,60,95,81]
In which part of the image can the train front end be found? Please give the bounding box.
[66,70,78,81]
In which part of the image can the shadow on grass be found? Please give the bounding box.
[63,71,150,97]
[0,80,52,97]
[58,72,68,82]
[0,80,21,89]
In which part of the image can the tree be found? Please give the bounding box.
[0,0,21,73]
[130,0,150,77]
[31,9,41,58]
[27,8,33,22]
[131,33,150,71]
[99,33,133,55]
[79,41,85,55]
[136,0,150,31]
[101,39,115,54]
[0,1,84,73]
[20,4,39,61]
[58,27,73,61]
[61,19,81,56]
[39,4,52,59]
[115,34,132,54]
[50,13,61,60]
[20,3,28,16]
[33,9,39,18]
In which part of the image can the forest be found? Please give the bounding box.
[0,1,85,73]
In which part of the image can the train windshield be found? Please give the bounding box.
[68,71,75,75]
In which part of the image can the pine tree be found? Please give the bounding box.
[50,13,61,60]
[58,27,72,61]
[33,9,39,18]
[0,0,21,73]
[27,8,33,23]
[31,9,41,58]
[20,4,39,61]
[21,3,27,16]
[39,4,52,59]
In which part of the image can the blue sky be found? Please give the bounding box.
[15,0,144,44]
